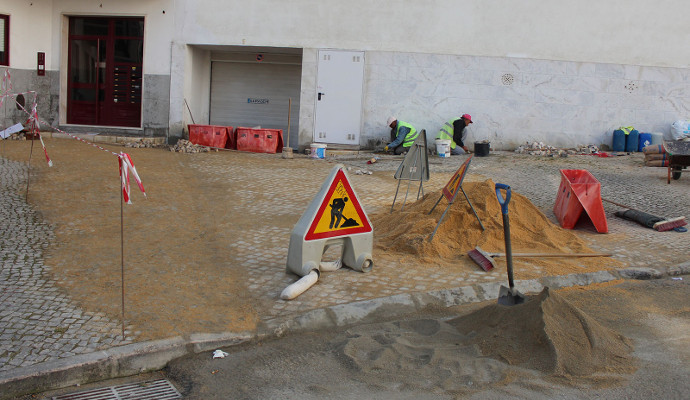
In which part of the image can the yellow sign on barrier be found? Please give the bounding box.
[305,169,372,241]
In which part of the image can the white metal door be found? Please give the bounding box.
[314,50,364,145]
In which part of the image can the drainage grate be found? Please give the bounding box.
[52,379,181,400]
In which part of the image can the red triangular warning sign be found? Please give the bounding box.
[442,156,472,202]
[304,169,372,241]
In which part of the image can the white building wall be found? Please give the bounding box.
[170,0,690,148]
[7,0,685,145]
[363,52,690,150]
[1,0,53,69]
[176,0,689,69]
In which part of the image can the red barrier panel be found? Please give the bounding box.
[553,169,608,233]
[236,128,284,154]
[212,126,229,149]
[188,124,215,147]
[188,125,230,148]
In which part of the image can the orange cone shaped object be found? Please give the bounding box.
[553,169,608,233]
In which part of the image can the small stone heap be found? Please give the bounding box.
[4,131,31,140]
[124,138,164,149]
[169,139,211,153]
[514,142,600,156]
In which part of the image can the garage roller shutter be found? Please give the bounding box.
[210,61,301,147]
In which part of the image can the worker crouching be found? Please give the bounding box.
[437,114,473,155]
[384,117,418,155]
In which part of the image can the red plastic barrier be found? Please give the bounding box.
[212,126,229,149]
[236,127,284,154]
[188,124,214,147]
[188,125,230,148]
[553,169,608,233]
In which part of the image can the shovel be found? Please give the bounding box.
[495,183,526,306]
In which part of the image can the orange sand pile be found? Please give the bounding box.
[372,179,622,277]
[449,287,635,377]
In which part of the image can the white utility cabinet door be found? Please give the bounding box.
[313,50,365,145]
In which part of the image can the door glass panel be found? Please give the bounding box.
[70,40,98,84]
[71,88,96,102]
[98,41,107,84]
[114,19,144,37]
[114,39,143,63]
[70,17,109,36]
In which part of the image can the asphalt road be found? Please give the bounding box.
[31,276,689,400]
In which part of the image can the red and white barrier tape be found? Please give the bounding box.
[2,68,146,203]
[118,152,146,204]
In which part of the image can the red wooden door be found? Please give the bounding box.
[67,17,143,127]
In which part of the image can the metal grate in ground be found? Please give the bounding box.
[51,379,181,400]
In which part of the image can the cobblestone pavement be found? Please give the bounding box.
[1,143,688,375]
[0,157,131,373]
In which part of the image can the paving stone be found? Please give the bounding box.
[2,150,689,375]
[0,158,131,373]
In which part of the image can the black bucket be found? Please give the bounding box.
[474,141,490,157]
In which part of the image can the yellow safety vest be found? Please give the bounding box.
[398,121,418,148]
[437,117,461,149]
[620,126,635,135]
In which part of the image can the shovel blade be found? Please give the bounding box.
[497,285,526,306]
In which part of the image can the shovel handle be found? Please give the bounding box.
[495,183,511,215]
[495,183,514,289]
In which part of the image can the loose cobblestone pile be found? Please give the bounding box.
[168,139,211,153]
[514,142,601,156]
[123,139,166,149]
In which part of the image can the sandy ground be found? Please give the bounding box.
[5,137,689,399]
[152,278,687,399]
[2,138,261,340]
[0,136,682,345]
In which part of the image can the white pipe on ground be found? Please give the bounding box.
[319,259,342,272]
[280,270,319,300]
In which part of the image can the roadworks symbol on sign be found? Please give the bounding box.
[305,168,372,241]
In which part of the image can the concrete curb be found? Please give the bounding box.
[2,261,689,399]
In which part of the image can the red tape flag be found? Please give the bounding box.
[28,103,53,167]
[118,152,146,204]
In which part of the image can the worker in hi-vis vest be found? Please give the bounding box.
[384,117,418,155]
[437,114,473,155]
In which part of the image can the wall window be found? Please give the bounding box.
[0,15,8,66]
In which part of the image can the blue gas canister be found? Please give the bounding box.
[638,132,652,152]
[612,129,625,152]
[625,129,639,152]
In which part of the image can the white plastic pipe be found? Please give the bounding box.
[319,259,342,272]
[280,270,319,300]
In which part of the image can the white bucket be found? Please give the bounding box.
[310,143,327,159]
[435,139,451,157]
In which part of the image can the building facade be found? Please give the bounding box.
[2,0,689,150]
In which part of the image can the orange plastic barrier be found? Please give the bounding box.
[236,127,284,154]
[553,169,608,233]
[188,125,230,148]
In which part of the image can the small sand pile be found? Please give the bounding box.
[372,179,619,276]
[449,287,635,377]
